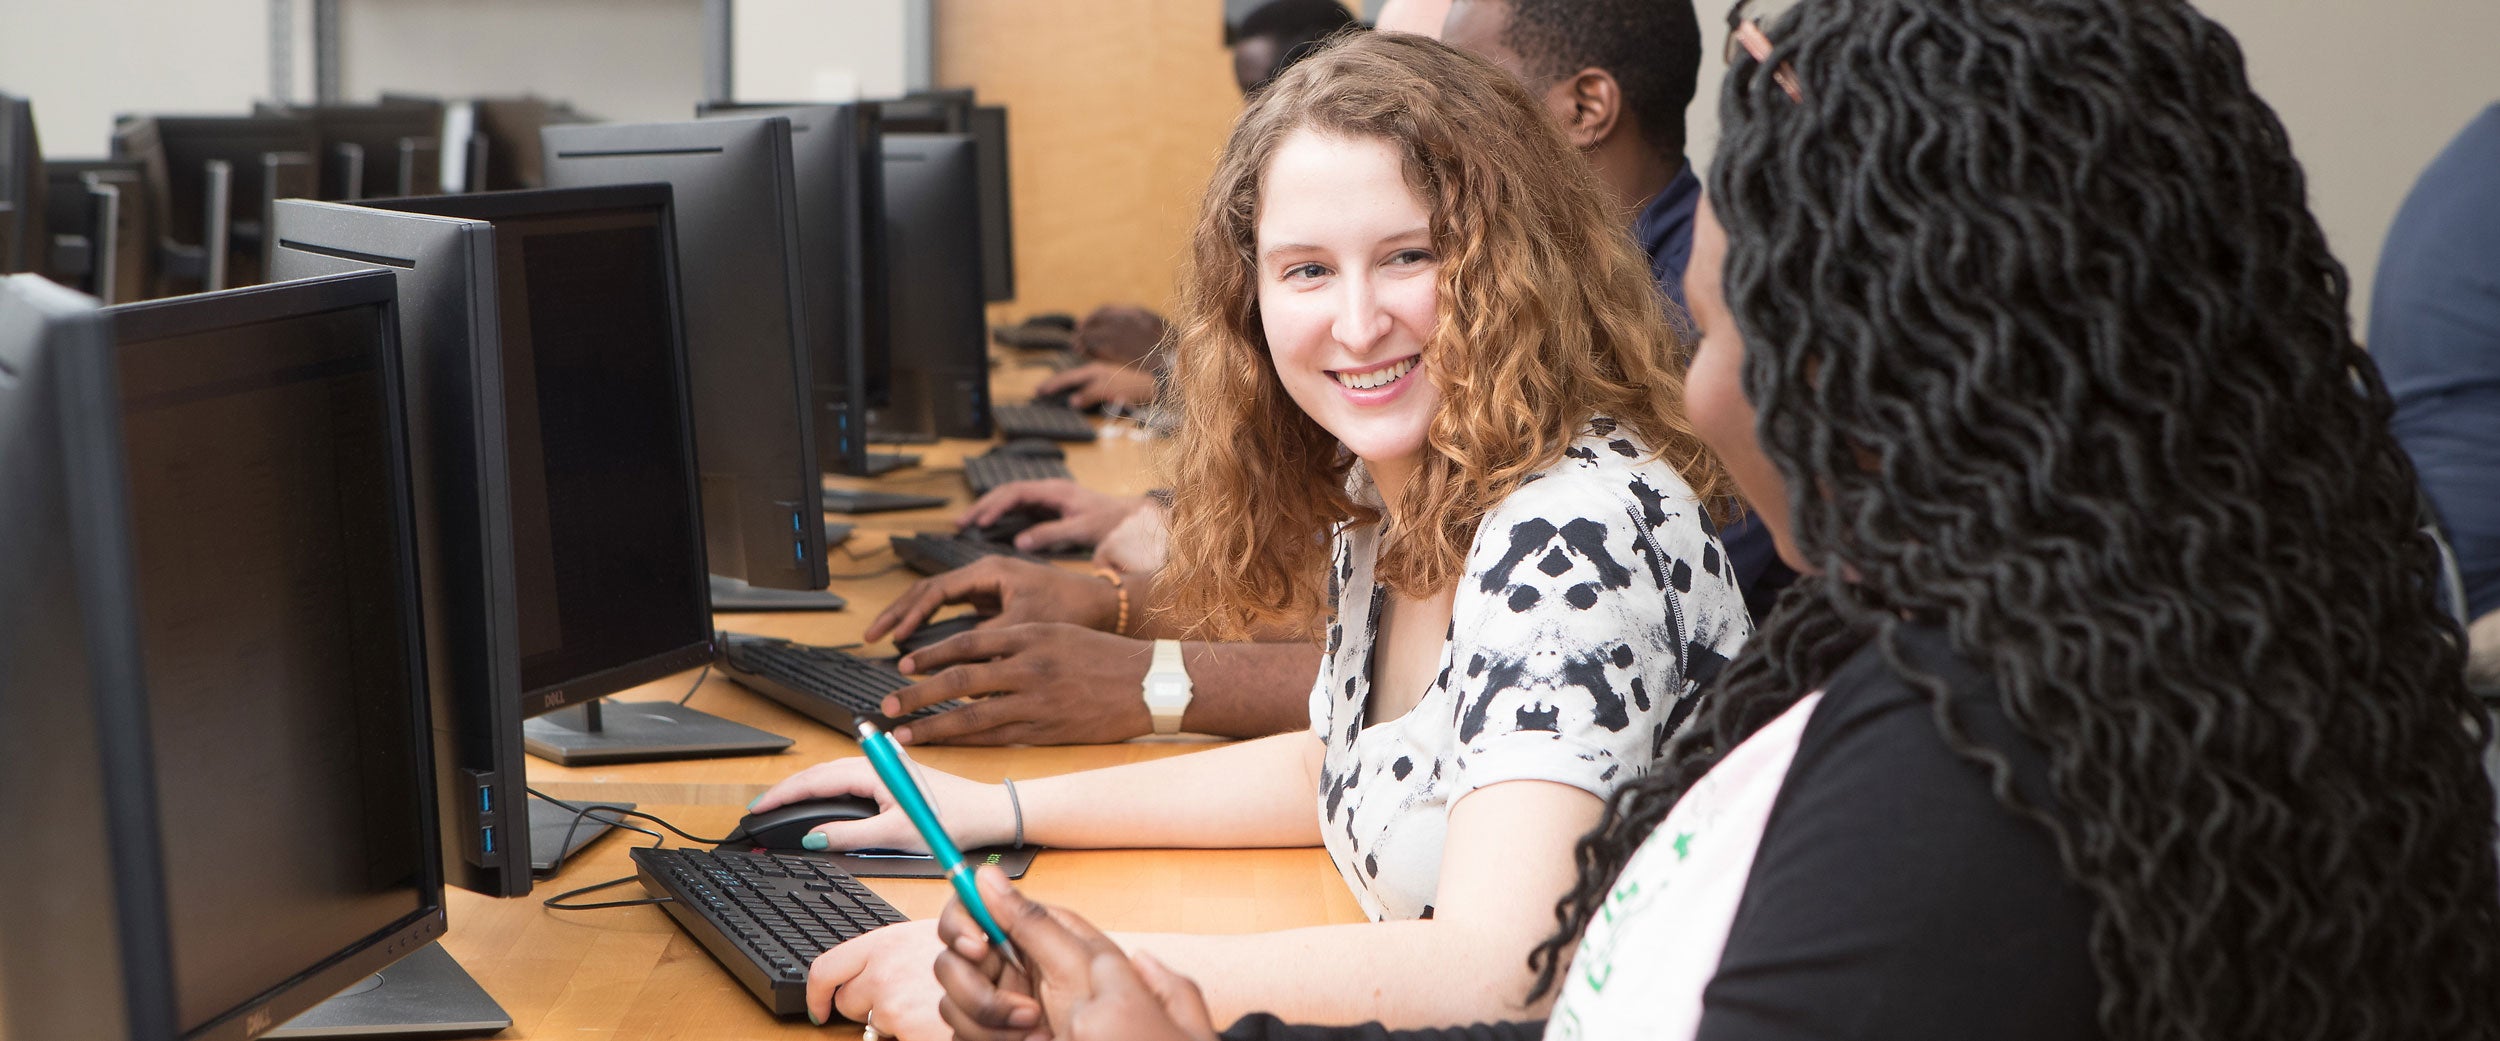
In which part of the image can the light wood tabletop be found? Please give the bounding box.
[439,355,1365,1038]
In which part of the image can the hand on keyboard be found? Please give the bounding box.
[885,623,1157,746]
[864,556,1124,645]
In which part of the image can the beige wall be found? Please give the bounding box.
[0,0,272,157]
[336,0,705,126]
[935,0,1248,317]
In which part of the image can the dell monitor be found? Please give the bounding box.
[695,101,907,477]
[274,189,790,852]
[111,114,318,291]
[91,270,502,1038]
[258,102,446,200]
[1,94,43,276]
[542,116,840,603]
[0,274,180,1041]
[969,105,1014,303]
[877,133,992,440]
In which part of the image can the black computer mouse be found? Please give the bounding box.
[970,504,1058,544]
[894,612,987,657]
[995,437,1067,460]
[726,796,881,851]
[1030,387,1083,411]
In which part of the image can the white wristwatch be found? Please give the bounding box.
[1143,639,1194,735]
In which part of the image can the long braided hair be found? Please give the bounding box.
[1528,1,2500,1037]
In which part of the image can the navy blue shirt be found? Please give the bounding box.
[1636,159,1796,622]
[2371,104,2500,618]
[1637,161,1703,310]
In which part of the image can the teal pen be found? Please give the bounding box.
[854,720,1021,967]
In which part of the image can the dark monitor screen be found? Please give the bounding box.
[694,102,890,472]
[105,270,444,1040]
[0,273,179,1041]
[542,117,831,591]
[969,105,1013,304]
[881,133,991,439]
[489,205,712,697]
[877,89,971,134]
[1,94,43,275]
[272,187,713,895]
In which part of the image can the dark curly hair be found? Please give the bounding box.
[1527,0,2500,1037]
[1502,0,1702,160]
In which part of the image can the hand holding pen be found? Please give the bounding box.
[931,864,1219,1041]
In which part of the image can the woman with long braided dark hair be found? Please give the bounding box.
[923,0,2500,1038]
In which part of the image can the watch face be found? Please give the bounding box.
[1146,678,1190,705]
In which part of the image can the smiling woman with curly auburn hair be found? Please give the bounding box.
[743,30,1751,1041]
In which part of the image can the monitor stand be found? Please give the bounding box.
[521,698,793,766]
[708,573,848,612]
[265,942,510,1039]
[527,794,639,874]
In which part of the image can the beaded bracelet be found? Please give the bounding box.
[1093,566,1130,635]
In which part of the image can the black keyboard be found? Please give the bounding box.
[890,533,1045,576]
[633,846,910,1016]
[964,453,1075,496]
[717,633,962,731]
[991,403,1095,441]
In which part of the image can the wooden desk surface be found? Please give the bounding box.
[441,805,1364,1040]
[444,357,1364,1038]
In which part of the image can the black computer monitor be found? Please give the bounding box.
[968,105,1014,304]
[541,117,839,600]
[97,270,502,1038]
[0,94,44,276]
[878,133,992,440]
[695,101,907,477]
[272,189,790,863]
[0,274,180,1041]
[258,102,446,200]
[45,159,150,303]
[469,96,590,192]
[877,88,973,134]
[111,114,318,291]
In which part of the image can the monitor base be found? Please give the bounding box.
[527,794,638,874]
[522,699,793,766]
[265,942,510,1039]
[828,451,919,477]
[708,573,848,612]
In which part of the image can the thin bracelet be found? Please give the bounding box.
[1093,567,1130,635]
[1002,778,1025,849]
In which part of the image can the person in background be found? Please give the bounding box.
[1441,0,1797,622]
[2370,101,2500,690]
[928,1,2500,1038]
[1042,0,1364,410]
[758,33,1746,1040]
[1370,0,1453,38]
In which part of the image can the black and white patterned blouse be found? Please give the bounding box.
[1312,419,1752,921]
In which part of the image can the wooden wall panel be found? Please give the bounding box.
[934,1,1251,317]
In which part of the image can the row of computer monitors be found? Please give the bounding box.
[0,90,1016,322]
[0,157,913,1036]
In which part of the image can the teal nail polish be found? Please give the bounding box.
[802,832,830,851]
[808,1006,825,1026]
[747,795,763,811]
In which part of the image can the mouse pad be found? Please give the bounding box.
[713,843,1038,880]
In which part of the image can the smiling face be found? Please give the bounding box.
[1683,195,1808,573]
[1254,128,1445,496]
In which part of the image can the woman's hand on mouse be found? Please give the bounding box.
[748,756,1016,853]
